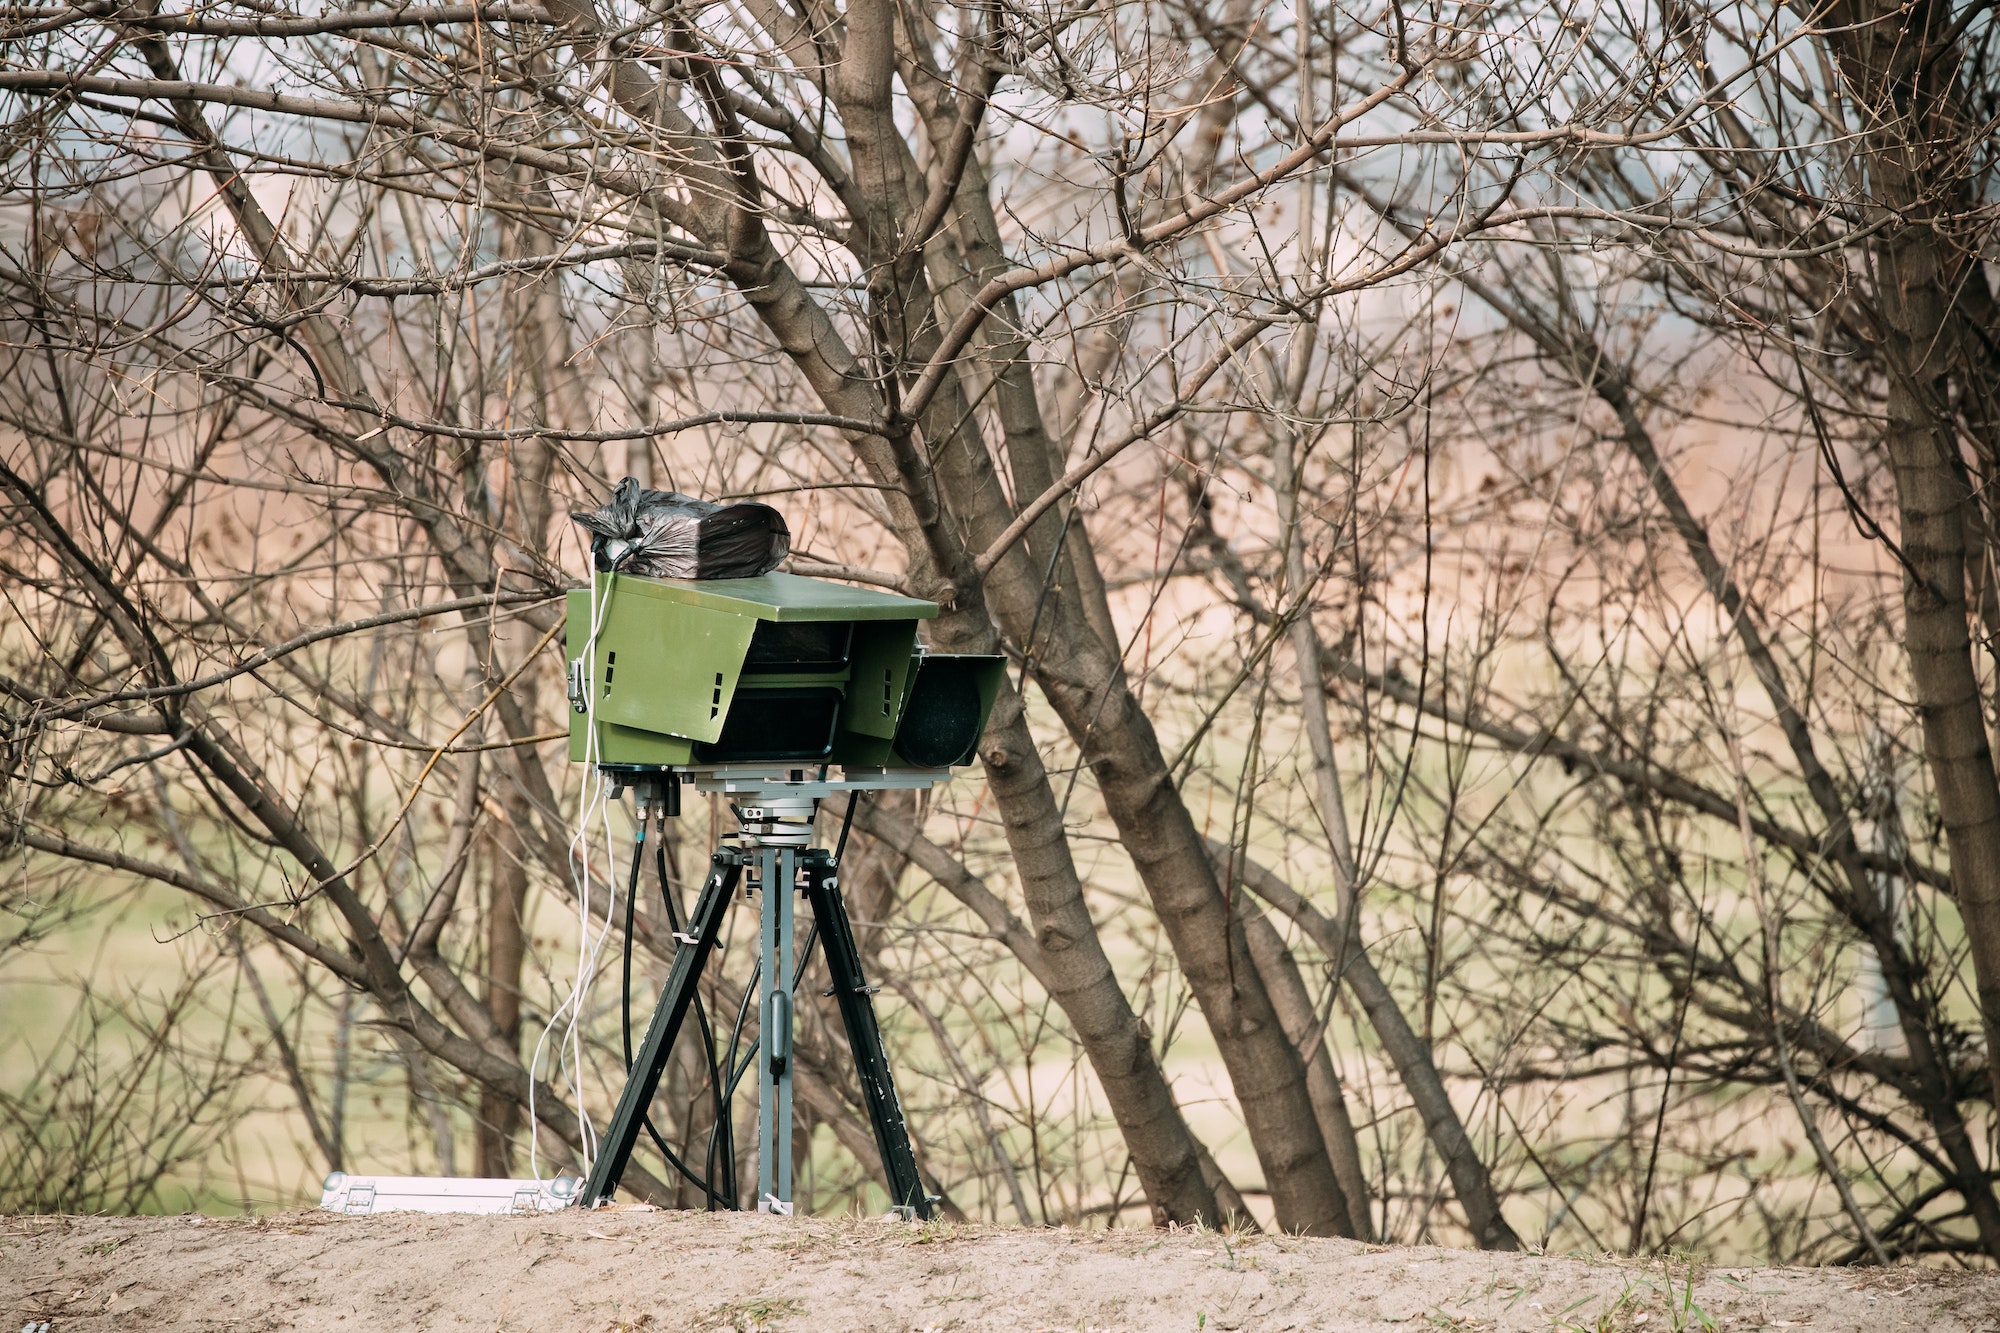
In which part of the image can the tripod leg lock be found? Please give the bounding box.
[765,991,791,1076]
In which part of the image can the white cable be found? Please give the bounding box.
[529,570,621,1185]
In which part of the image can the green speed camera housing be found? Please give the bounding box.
[567,572,1003,770]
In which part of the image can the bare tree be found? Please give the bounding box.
[5,0,1998,1261]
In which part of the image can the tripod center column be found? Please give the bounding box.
[744,798,813,1215]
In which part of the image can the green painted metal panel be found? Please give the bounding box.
[832,734,898,767]
[966,654,1006,728]
[570,719,694,766]
[607,571,937,622]
[570,590,701,761]
[590,581,755,743]
[838,620,922,740]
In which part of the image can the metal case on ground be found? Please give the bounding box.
[317,1173,578,1216]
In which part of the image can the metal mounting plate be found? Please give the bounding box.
[684,765,950,801]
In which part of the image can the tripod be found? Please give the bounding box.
[580,776,932,1219]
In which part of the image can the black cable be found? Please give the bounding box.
[785,792,855,997]
[656,834,683,934]
[746,812,860,1116]
[659,834,722,1213]
[642,1114,722,1195]
[711,953,761,1208]
[620,800,726,1206]
[834,790,858,863]
[621,826,645,1072]
[719,957,761,1095]
[705,1081,736,1210]
[724,1030,762,1102]
[792,923,820,992]
[725,923,821,1106]
[722,912,789,1102]
[621,822,714,1197]
[698,914,736,1211]
[701,801,860,1208]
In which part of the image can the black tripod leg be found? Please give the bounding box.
[803,855,931,1219]
[582,850,739,1207]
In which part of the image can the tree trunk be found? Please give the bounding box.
[1183,442,1514,1246]
[976,685,1222,1226]
[475,794,531,1177]
[1221,842,1525,1248]
[1239,895,1370,1238]
[1811,0,2000,1258]
[1016,624,1349,1236]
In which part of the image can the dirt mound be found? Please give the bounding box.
[4,1209,1993,1331]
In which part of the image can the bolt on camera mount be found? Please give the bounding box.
[568,570,1003,1218]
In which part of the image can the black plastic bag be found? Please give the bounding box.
[571,478,790,580]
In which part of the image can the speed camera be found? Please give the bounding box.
[565,571,1003,772]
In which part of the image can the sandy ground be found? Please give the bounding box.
[4,1208,1998,1332]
